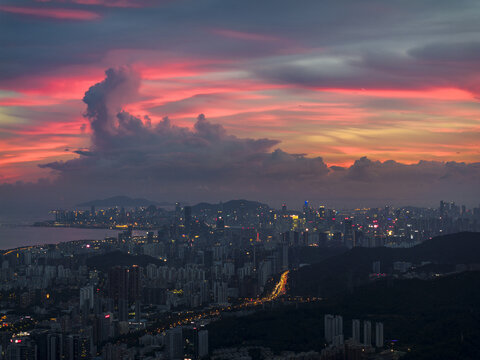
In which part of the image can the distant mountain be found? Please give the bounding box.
[77,196,172,208]
[191,199,269,213]
[289,232,480,297]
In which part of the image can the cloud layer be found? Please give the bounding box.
[1,68,479,220]
[39,67,329,194]
[1,0,480,218]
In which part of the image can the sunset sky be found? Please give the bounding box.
[1,0,480,216]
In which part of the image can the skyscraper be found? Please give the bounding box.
[352,319,361,344]
[324,315,343,344]
[282,242,288,271]
[80,285,94,310]
[47,333,63,360]
[128,265,142,302]
[193,328,208,360]
[184,206,192,233]
[6,337,37,360]
[324,314,334,343]
[213,282,228,304]
[375,322,384,348]
[118,298,128,322]
[363,321,372,346]
[344,218,356,248]
[108,267,129,302]
[166,327,183,360]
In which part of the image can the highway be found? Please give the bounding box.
[151,270,292,333]
[246,270,289,305]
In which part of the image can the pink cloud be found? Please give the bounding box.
[0,5,100,20]
[314,87,474,101]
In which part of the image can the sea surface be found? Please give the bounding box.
[0,226,130,250]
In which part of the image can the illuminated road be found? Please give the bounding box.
[152,270,293,333]
[246,270,289,305]
[264,269,289,301]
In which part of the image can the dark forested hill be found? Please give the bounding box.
[209,271,480,359]
[289,232,480,297]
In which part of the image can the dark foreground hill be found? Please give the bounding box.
[289,232,480,297]
[209,271,480,359]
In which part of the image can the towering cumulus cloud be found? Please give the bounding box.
[39,67,329,196]
[1,67,480,220]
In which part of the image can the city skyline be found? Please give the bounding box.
[2,2,480,358]
[1,1,480,217]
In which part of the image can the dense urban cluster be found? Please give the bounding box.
[1,199,479,359]
[41,199,480,247]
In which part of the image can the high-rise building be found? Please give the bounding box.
[282,243,288,271]
[258,260,272,288]
[440,200,446,215]
[352,319,361,344]
[324,315,343,344]
[175,202,181,222]
[344,218,356,249]
[363,321,372,346]
[96,313,112,344]
[108,266,142,305]
[318,206,326,219]
[108,267,129,302]
[128,265,142,302]
[135,300,141,322]
[65,334,91,360]
[118,298,128,322]
[334,315,343,339]
[166,327,183,360]
[193,328,208,360]
[147,231,154,243]
[47,333,63,360]
[324,314,334,342]
[184,206,192,233]
[213,282,228,304]
[80,285,94,310]
[6,337,37,360]
[375,322,384,348]
[216,211,224,230]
